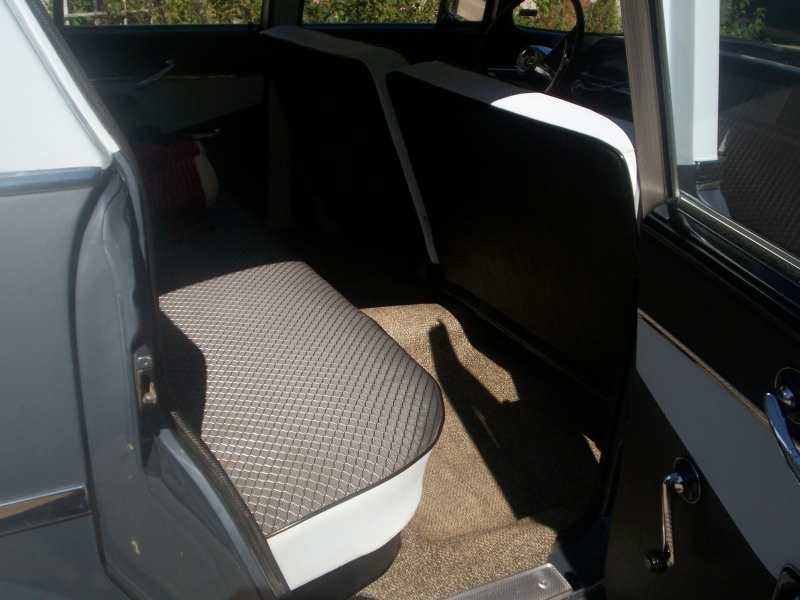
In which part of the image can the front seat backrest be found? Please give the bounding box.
[264,25,438,263]
[387,61,639,399]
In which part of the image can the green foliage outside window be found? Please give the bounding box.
[513,0,622,35]
[302,0,438,23]
[720,0,768,42]
[62,0,260,24]
[55,0,780,45]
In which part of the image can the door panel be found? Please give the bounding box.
[606,208,800,597]
[606,370,776,599]
[90,75,262,134]
[62,25,263,79]
[62,26,265,134]
[62,25,269,209]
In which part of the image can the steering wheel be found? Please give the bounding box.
[475,0,584,94]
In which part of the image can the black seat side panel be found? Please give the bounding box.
[266,34,422,248]
[156,197,443,536]
[388,70,639,397]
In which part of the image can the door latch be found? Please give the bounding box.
[133,345,157,407]
[645,456,701,575]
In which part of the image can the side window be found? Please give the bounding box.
[714,0,800,257]
[302,0,439,24]
[513,0,622,34]
[59,0,261,25]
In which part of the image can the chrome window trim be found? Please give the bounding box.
[619,0,679,218]
[0,166,102,196]
[677,193,800,287]
[0,485,91,538]
[638,309,769,429]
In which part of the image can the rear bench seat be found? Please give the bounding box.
[156,197,443,592]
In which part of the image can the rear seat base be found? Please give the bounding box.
[156,194,443,590]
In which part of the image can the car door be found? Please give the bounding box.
[605,0,800,598]
[0,1,276,597]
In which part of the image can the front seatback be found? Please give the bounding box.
[264,26,437,261]
[388,62,639,398]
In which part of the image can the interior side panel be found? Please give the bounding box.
[639,216,800,411]
[90,76,263,134]
[605,374,776,599]
[608,211,800,598]
[61,27,269,213]
[61,26,263,79]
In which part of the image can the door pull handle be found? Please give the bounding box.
[766,368,800,485]
[645,457,701,575]
[136,59,176,89]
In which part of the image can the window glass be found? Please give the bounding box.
[513,0,622,35]
[302,0,438,23]
[61,0,260,25]
[715,0,800,257]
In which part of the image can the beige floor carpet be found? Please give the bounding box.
[355,304,602,600]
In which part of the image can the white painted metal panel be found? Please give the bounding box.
[1,0,116,173]
[637,316,800,575]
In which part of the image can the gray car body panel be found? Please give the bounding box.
[0,185,94,505]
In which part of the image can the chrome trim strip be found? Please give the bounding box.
[638,309,769,428]
[619,0,679,218]
[678,193,800,286]
[0,167,102,197]
[0,485,91,537]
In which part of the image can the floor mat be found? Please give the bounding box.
[355,304,602,600]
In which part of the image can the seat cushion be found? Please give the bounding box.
[156,196,443,588]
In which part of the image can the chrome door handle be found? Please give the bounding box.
[645,457,701,575]
[766,368,800,485]
[136,59,176,89]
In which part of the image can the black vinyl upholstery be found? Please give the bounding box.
[264,26,425,253]
[387,63,639,398]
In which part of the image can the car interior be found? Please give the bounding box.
[18,0,799,596]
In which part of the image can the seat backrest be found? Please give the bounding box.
[387,61,639,399]
[264,25,437,262]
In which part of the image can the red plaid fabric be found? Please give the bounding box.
[130,140,212,245]
[130,140,206,220]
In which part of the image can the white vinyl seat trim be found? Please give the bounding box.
[492,93,639,216]
[265,25,440,263]
[266,450,431,590]
[392,61,640,216]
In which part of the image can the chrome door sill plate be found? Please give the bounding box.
[445,563,572,600]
